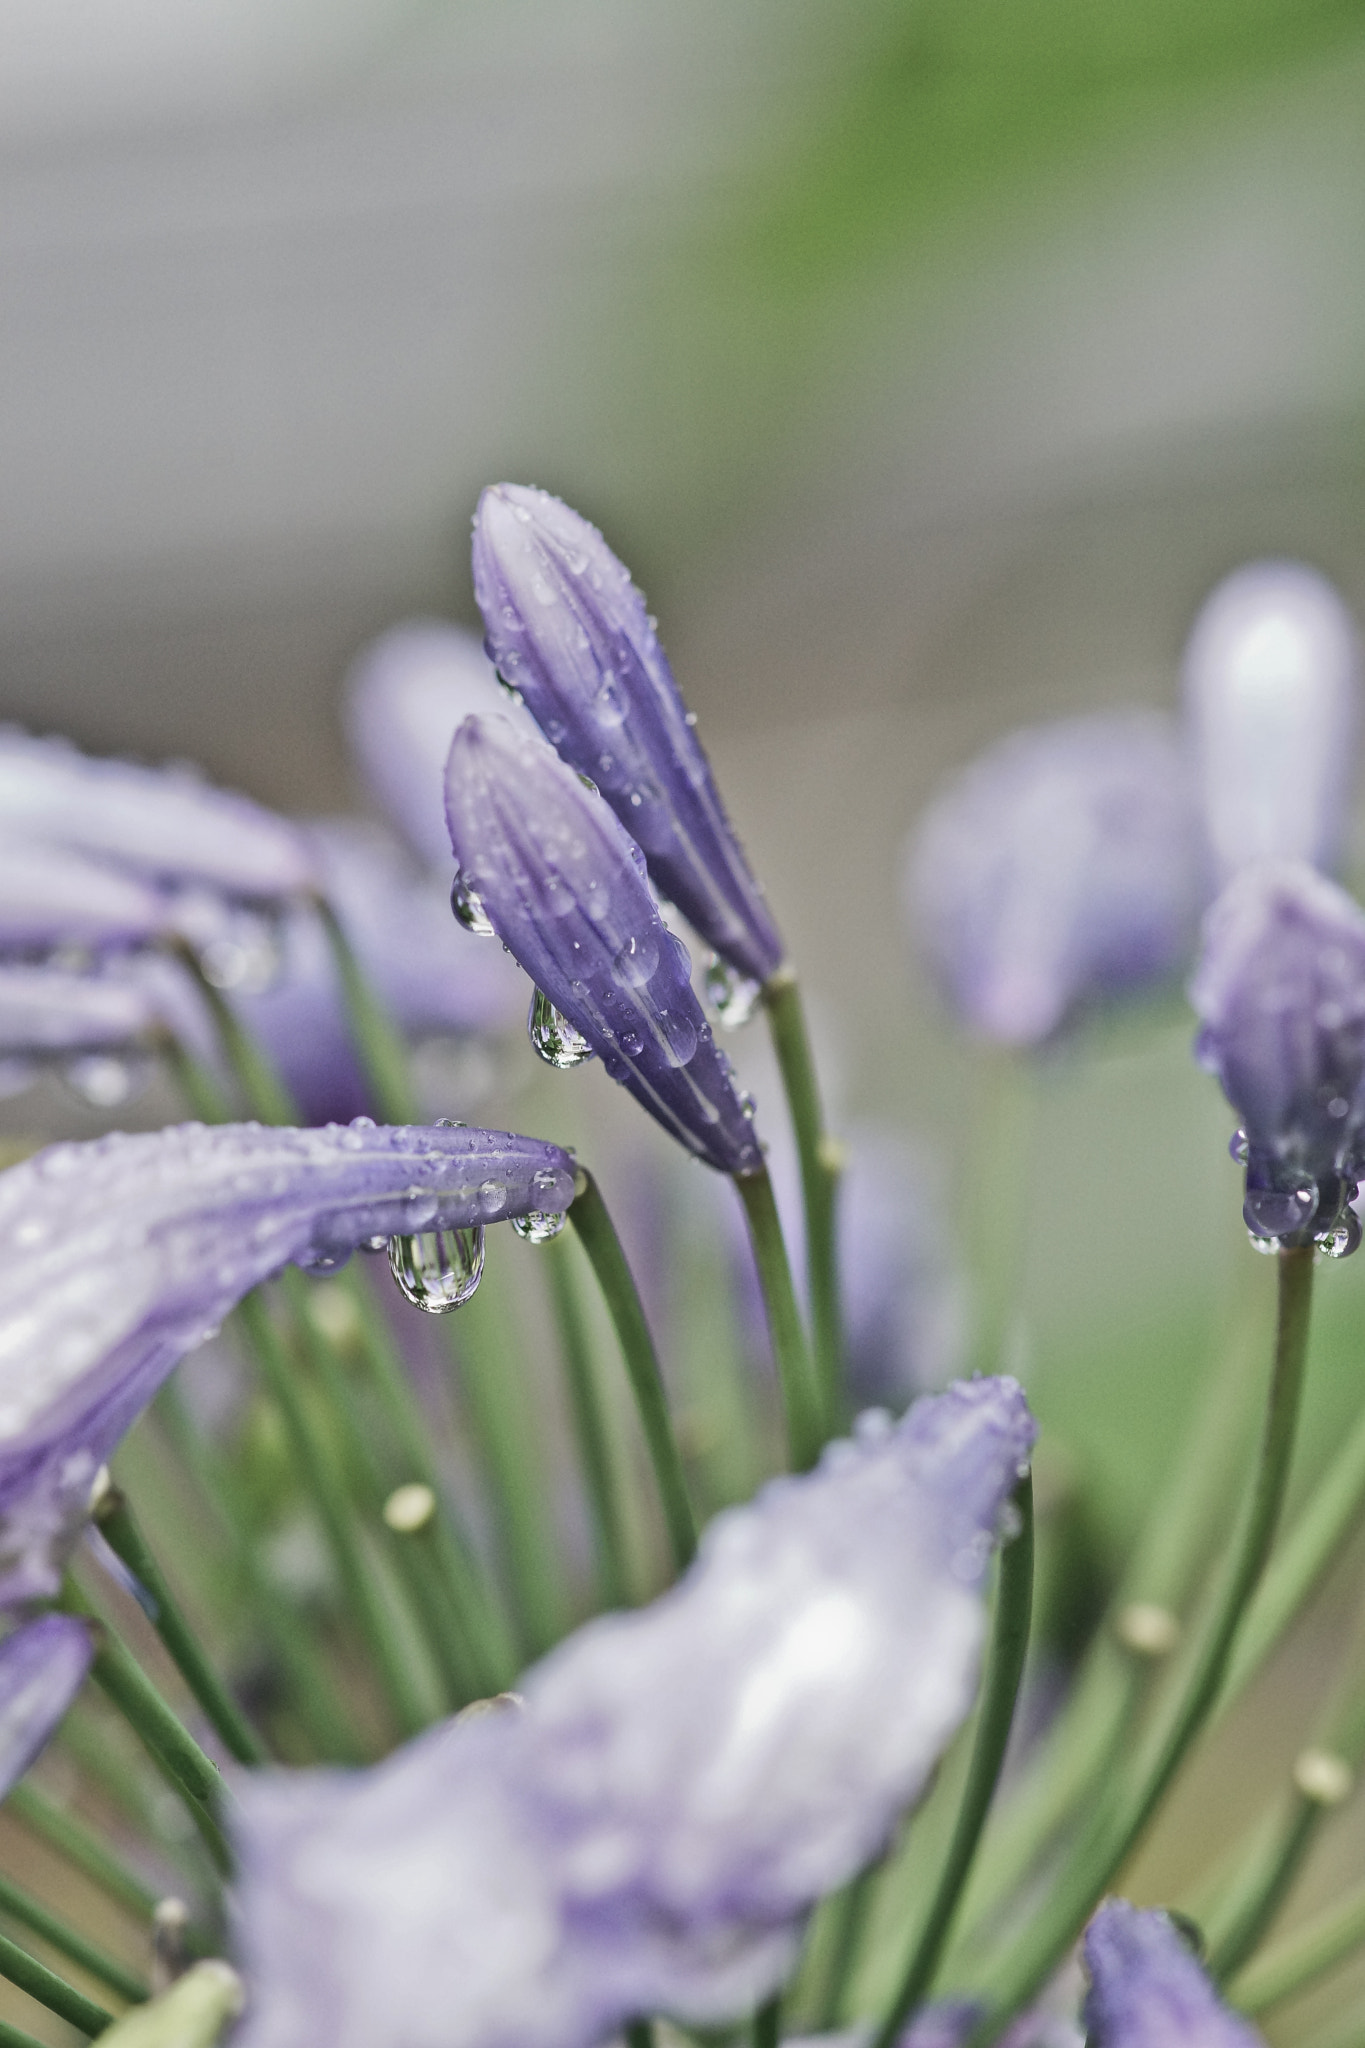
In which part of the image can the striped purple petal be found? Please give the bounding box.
[1083,1902,1263,2047]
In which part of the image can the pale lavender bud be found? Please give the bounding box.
[1190,860,1365,1248]
[1184,562,1360,882]
[908,712,1203,1046]
[1083,1901,1263,2047]
[0,730,317,900]
[0,837,169,954]
[0,964,160,1054]
[232,1377,1035,2048]
[344,621,534,874]
[445,715,762,1175]
[0,1614,94,1797]
[0,1118,575,1604]
[472,485,782,984]
[838,1130,966,1408]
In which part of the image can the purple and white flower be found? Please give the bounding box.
[1082,1901,1262,2047]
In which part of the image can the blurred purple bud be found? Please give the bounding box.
[1190,860,1365,1246]
[1083,1901,1262,2047]
[0,964,160,1054]
[0,730,317,901]
[0,1118,576,1604]
[446,715,762,1175]
[1184,562,1360,882]
[0,837,169,954]
[232,1377,1035,2048]
[344,621,534,874]
[838,1131,966,1408]
[908,712,1203,1046]
[0,1615,95,1798]
[472,485,782,984]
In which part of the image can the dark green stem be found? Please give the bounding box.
[0,1929,112,2037]
[93,1485,267,1767]
[0,1871,147,2005]
[762,968,842,1437]
[0,2018,51,2048]
[624,2023,656,2048]
[167,940,296,1124]
[157,1032,234,1124]
[734,1166,822,1471]
[753,1993,782,2048]
[874,1473,1034,2048]
[568,1170,697,1573]
[314,895,418,1124]
[547,1238,632,1608]
[971,1247,1314,2041]
[6,1783,158,1921]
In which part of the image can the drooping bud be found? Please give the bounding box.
[1083,1901,1263,2047]
[472,484,782,985]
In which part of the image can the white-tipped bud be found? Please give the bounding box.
[1184,561,1361,881]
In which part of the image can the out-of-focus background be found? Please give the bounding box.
[5,8,1365,2027]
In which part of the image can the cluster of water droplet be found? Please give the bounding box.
[1232,1129,1362,1258]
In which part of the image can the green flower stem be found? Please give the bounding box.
[624,2023,656,2048]
[970,1247,1315,2042]
[752,1994,781,2048]
[0,1871,148,2006]
[734,1166,822,1472]
[546,1237,632,1610]
[813,1860,884,2028]
[1233,1871,1365,2017]
[6,1783,159,1922]
[313,895,418,1124]
[0,2017,50,2048]
[92,1485,267,1768]
[568,1169,698,1572]
[156,1033,234,1125]
[236,1292,429,1740]
[167,940,295,1124]
[873,1473,1034,2048]
[0,1928,113,2037]
[762,967,842,1438]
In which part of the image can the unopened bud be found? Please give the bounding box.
[151,1897,190,1992]
[382,1483,436,1534]
[1115,1602,1181,1658]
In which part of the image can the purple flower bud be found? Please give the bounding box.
[908,712,1204,1045]
[0,1614,94,1798]
[445,715,762,1175]
[0,730,317,901]
[1190,860,1365,1247]
[0,837,169,954]
[0,1118,576,1604]
[472,485,782,985]
[232,1377,1035,2048]
[1184,562,1361,882]
[344,621,535,874]
[0,964,160,1054]
[1083,1901,1263,2047]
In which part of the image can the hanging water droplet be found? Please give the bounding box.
[451,870,495,937]
[659,1009,698,1067]
[511,1209,567,1244]
[704,956,761,1029]
[496,675,524,704]
[1247,1231,1285,1256]
[1228,1128,1249,1165]
[360,1236,389,1254]
[619,1028,644,1056]
[528,988,595,1069]
[1317,1210,1362,1260]
[298,1248,353,1277]
[61,1053,149,1109]
[738,1088,758,1121]
[1244,1167,1317,1240]
[387,1225,486,1313]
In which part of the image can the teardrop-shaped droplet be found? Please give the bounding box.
[1228,1127,1249,1165]
[387,1225,486,1313]
[1244,1174,1317,1239]
[704,955,761,1030]
[511,1209,567,1244]
[1318,1210,1363,1260]
[528,988,595,1069]
[451,869,495,937]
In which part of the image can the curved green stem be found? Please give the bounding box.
[735,1166,821,1471]
[0,1871,147,2006]
[1233,1870,1365,2017]
[970,1247,1314,2041]
[568,1170,697,1573]
[547,1238,632,1609]
[0,1927,112,2037]
[873,1472,1034,2048]
[762,968,842,1437]
[167,940,296,1124]
[314,895,418,1124]
[6,1783,159,1922]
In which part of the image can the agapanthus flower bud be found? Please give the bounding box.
[1184,561,1360,882]
[0,1614,94,1798]
[445,715,761,1175]
[0,1119,576,1603]
[472,484,782,985]
[1190,860,1365,1248]
[0,837,169,954]
[908,712,1203,1045]
[233,1377,1035,2048]
[344,620,535,874]
[1082,1901,1262,2047]
[0,730,316,900]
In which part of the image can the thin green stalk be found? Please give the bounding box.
[1233,1872,1365,2016]
[874,1474,1034,2048]
[167,940,295,1124]
[157,1033,233,1124]
[762,967,842,1438]
[93,1485,266,1767]
[547,1238,632,1609]
[734,1166,822,1472]
[0,1929,112,2037]
[237,1292,429,1740]
[568,1170,697,1572]
[753,1994,781,2048]
[6,1783,159,1922]
[624,2023,656,2048]
[313,895,418,1124]
[970,1248,1315,2042]
[0,2018,50,2048]
[0,1872,147,2005]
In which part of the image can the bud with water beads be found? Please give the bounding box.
[1190,861,1365,1253]
[472,483,782,990]
[1184,560,1361,883]
[1082,1901,1263,2048]
[445,715,763,1177]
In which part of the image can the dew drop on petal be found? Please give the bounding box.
[387,1225,486,1312]
[451,870,495,937]
[528,988,595,1069]
[705,955,762,1029]
[613,934,659,988]
[511,1209,567,1244]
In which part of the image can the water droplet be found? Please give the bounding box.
[619,1028,644,1056]
[531,574,557,606]
[612,934,659,988]
[497,676,524,705]
[1318,1210,1362,1260]
[659,1009,698,1067]
[451,870,495,936]
[704,956,761,1029]
[298,1248,353,1277]
[738,1088,757,1120]
[1244,1170,1317,1240]
[62,1054,149,1109]
[594,677,627,727]
[360,1235,389,1254]
[1248,1231,1285,1256]
[1228,1128,1249,1165]
[387,1225,485,1313]
[477,1179,507,1217]
[511,1209,567,1244]
[528,988,595,1069]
